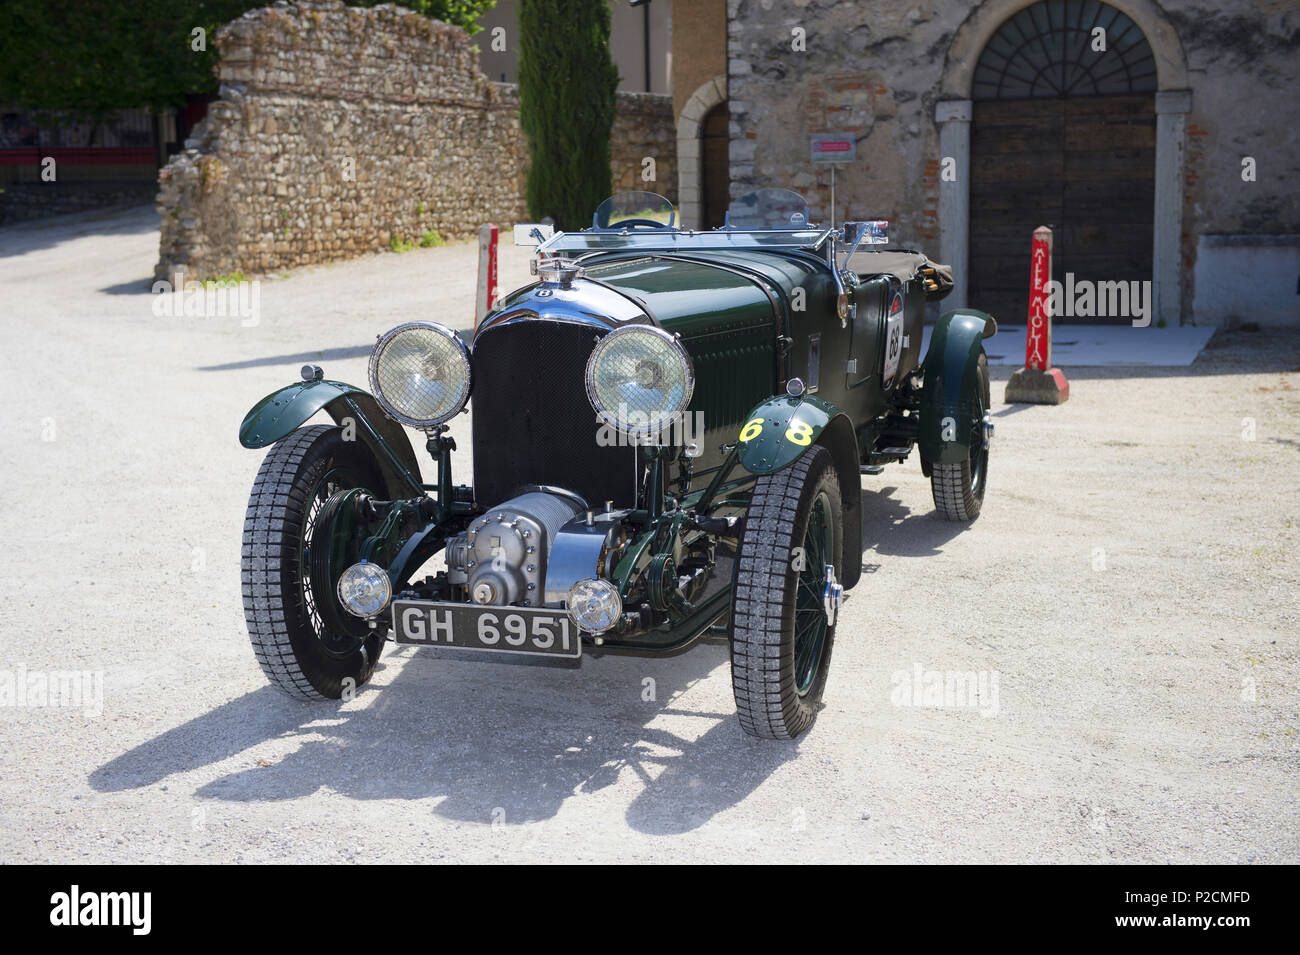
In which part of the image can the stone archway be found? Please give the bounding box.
[676,75,727,230]
[970,2,1158,325]
[936,0,1191,324]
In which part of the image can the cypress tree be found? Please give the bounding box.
[517,0,620,231]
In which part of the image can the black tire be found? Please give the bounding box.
[931,350,990,521]
[730,445,843,740]
[242,424,388,700]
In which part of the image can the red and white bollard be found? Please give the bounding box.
[475,223,499,329]
[1005,225,1069,404]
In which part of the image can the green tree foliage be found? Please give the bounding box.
[384,0,496,29]
[517,0,619,230]
[0,0,496,120]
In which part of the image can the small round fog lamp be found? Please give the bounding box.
[337,561,392,618]
[566,577,623,634]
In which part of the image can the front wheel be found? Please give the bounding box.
[730,445,844,740]
[931,350,991,521]
[242,424,388,700]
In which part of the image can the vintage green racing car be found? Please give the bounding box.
[238,188,995,739]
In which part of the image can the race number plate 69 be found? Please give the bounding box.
[391,601,581,658]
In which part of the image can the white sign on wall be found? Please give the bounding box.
[810,133,856,163]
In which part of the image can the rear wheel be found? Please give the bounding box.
[730,446,843,740]
[931,350,991,521]
[242,424,388,700]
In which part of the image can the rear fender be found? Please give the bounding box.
[918,309,994,466]
[239,380,423,498]
[736,394,863,590]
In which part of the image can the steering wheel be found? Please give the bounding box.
[609,218,669,230]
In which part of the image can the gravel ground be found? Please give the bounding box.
[1,205,1296,864]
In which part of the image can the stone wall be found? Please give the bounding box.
[726,0,945,246]
[725,0,1300,323]
[1163,0,1300,290]
[156,1,674,281]
[0,183,157,226]
[609,91,677,199]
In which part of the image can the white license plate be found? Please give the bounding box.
[391,601,582,658]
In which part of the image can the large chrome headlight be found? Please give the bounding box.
[369,322,471,429]
[584,325,694,437]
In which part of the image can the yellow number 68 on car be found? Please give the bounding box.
[738,416,813,447]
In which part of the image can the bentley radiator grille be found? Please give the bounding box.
[471,321,640,509]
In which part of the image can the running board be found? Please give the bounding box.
[866,446,913,466]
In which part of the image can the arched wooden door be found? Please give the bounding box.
[701,101,730,230]
[969,0,1157,325]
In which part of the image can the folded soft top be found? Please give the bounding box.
[847,251,954,299]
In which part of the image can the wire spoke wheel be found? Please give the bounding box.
[241,425,389,701]
[730,446,843,740]
[793,492,833,695]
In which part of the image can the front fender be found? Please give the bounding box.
[240,379,360,449]
[736,393,843,476]
[239,379,423,498]
[735,393,863,590]
[918,309,994,466]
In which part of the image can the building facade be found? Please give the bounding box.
[476,0,672,93]
[672,0,730,231]
[719,0,1299,325]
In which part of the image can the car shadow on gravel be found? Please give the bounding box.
[99,277,156,295]
[859,483,966,558]
[89,648,798,836]
[196,345,373,372]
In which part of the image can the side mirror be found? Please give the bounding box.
[513,223,555,247]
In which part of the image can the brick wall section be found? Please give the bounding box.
[672,0,727,119]
[155,1,674,281]
[917,157,940,244]
[1183,121,1210,312]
